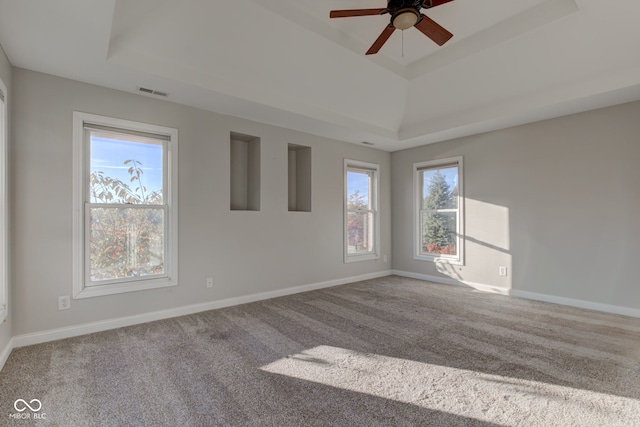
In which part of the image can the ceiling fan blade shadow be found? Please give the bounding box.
[414,14,453,46]
[366,25,396,55]
[330,8,389,18]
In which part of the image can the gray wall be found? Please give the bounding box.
[0,44,11,352]
[9,65,640,338]
[11,69,391,336]
[392,101,640,310]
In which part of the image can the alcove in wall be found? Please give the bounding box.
[230,132,261,211]
[288,144,311,212]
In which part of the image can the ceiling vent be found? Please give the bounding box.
[137,87,168,97]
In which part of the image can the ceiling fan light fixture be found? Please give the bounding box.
[329,0,454,55]
[391,8,420,30]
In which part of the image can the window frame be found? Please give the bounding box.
[72,112,178,299]
[413,156,464,265]
[344,159,380,263]
[0,79,7,323]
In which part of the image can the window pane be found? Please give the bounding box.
[90,130,164,205]
[347,170,371,209]
[422,166,459,210]
[347,211,374,255]
[89,207,165,282]
[421,211,457,256]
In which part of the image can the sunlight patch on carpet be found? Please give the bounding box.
[261,346,639,426]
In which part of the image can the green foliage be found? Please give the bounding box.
[422,171,457,255]
[424,171,451,210]
[89,160,164,281]
[90,159,161,205]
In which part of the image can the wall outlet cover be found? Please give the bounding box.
[58,296,71,310]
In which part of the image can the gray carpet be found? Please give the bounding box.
[1,276,639,426]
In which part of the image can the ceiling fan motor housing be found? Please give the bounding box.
[387,0,425,14]
[388,0,424,30]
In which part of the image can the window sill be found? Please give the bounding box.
[345,253,379,263]
[73,277,177,299]
[413,254,463,266]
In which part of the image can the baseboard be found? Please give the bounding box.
[392,270,510,295]
[0,337,13,372]
[392,270,640,318]
[12,270,392,349]
[510,289,640,318]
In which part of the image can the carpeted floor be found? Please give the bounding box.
[1,276,639,426]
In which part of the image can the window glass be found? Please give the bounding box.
[345,161,379,262]
[422,166,459,210]
[415,158,463,264]
[347,169,374,255]
[89,131,164,205]
[88,206,165,282]
[347,170,371,208]
[87,130,167,285]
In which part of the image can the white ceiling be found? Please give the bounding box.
[1,0,640,151]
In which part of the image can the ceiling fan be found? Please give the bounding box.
[330,0,454,55]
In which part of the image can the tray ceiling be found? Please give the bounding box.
[1,0,640,150]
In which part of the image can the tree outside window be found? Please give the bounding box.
[415,158,463,264]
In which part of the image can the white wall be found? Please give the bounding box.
[0,44,11,356]
[392,101,640,311]
[11,69,391,336]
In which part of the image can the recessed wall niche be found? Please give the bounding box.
[230,132,261,211]
[288,144,311,212]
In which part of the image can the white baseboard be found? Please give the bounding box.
[392,270,510,295]
[392,270,640,318]
[510,289,640,318]
[11,270,393,349]
[0,337,13,372]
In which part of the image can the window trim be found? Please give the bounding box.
[0,79,7,323]
[344,159,380,263]
[72,112,178,299]
[413,156,464,265]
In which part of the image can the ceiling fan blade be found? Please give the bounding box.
[423,0,455,9]
[414,14,453,46]
[366,25,396,55]
[330,8,388,18]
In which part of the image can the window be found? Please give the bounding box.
[414,157,464,264]
[73,112,178,298]
[0,80,7,322]
[344,159,379,263]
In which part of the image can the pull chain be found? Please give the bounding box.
[402,30,405,57]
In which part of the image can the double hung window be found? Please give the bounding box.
[73,112,178,298]
[344,160,379,263]
[414,157,464,264]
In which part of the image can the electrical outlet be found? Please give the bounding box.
[58,296,70,311]
[206,277,214,288]
[499,266,508,277]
